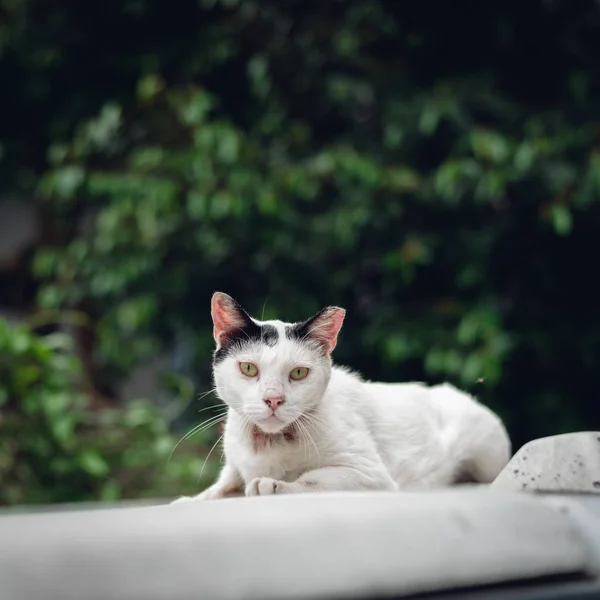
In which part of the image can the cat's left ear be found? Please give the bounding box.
[304,306,346,354]
[211,292,253,349]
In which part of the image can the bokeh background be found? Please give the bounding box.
[1,0,600,506]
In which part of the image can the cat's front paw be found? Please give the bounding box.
[245,477,291,496]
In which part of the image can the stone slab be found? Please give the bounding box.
[541,494,600,574]
[491,432,600,494]
[0,488,593,600]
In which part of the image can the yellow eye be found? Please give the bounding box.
[239,362,258,377]
[290,367,309,381]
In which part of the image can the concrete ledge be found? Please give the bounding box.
[0,488,594,600]
[541,494,600,575]
[492,432,600,494]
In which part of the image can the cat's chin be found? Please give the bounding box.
[254,415,288,434]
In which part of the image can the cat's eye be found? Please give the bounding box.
[290,367,309,381]
[239,362,258,377]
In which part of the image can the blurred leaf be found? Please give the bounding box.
[137,74,165,102]
[78,451,109,477]
[470,129,511,165]
[550,205,573,236]
[38,165,85,200]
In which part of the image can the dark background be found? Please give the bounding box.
[1,0,599,505]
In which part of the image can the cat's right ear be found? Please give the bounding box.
[211,292,253,349]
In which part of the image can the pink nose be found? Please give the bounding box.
[264,395,285,410]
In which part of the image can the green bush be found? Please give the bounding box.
[1,0,599,503]
[0,318,215,505]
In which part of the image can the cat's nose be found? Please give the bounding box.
[264,395,285,410]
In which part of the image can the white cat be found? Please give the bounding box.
[173,292,511,502]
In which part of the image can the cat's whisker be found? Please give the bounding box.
[301,409,326,425]
[198,433,225,484]
[304,425,321,464]
[300,412,330,433]
[196,413,228,433]
[296,417,320,463]
[308,412,328,425]
[294,419,309,463]
[260,296,269,322]
[169,424,204,461]
[239,414,254,437]
[168,413,228,461]
[196,388,218,402]
[294,421,308,462]
[197,403,227,414]
[197,410,229,425]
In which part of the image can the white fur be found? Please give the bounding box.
[173,317,511,503]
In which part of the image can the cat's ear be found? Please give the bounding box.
[211,292,253,349]
[304,306,346,354]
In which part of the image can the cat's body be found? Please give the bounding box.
[173,295,510,502]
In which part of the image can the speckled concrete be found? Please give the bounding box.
[491,432,600,494]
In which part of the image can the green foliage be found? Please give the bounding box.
[0,319,211,505]
[1,0,600,505]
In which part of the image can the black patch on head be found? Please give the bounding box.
[285,310,326,355]
[260,324,279,347]
[213,318,279,364]
[286,321,310,342]
[286,308,326,342]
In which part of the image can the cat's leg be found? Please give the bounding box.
[171,464,243,504]
[245,465,396,496]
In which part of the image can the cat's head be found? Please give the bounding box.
[210,292,345,433]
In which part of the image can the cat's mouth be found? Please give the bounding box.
[255,414,287,433]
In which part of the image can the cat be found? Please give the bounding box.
[172,292,511,502]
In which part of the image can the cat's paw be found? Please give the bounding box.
[245,477,291,496]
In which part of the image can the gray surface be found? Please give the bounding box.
[434,579,600,600]
[0,497,162,516]
[540,494,600,574]
[0,488,594,600]
[492,432,600,494]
